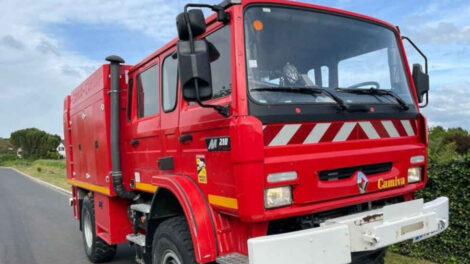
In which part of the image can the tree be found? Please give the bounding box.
[10,128,61,159]
[0,137,14,154]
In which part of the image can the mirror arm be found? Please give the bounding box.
[193,79,230,117]
[420,92,429,108]
[184,3,230,24]
[401,36,428,74]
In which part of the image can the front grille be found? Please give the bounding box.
[318,162,393,181]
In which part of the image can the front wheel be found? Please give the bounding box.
[152,216,197,264]
[81,195,117,263]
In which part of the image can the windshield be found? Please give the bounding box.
[244,6,414,106]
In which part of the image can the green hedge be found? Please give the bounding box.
[391,157,470,263]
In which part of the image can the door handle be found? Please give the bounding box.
[179,134,193,143]
[130,139,139,146]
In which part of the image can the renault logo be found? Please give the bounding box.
[356,171,369,194]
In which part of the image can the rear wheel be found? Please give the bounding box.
[81,195,117,263]
[351,248,386,264]
[152,216,197,264]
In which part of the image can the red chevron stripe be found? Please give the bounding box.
[348,123,368,140]
[320,122,343,142]
[263,125,283,146]
[371,120,390,138]
[288,123,315,144]
[392,119,407,137]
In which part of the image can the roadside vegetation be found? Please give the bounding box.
[1,126,469,263]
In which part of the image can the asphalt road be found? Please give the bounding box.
[0,168,134,264]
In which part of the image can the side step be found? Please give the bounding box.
[126,233,146,247]
[216,253,249,264]
[130,203,151,214]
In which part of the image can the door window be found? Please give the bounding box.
[137,65,159,118]
[206,26,231,99]
[162,55,178,112]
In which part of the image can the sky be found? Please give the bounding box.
[0,0,469,138]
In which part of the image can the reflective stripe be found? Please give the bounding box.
[303,123,331,144]
[269,124,301,146]
[67,178,110,195]
[333,122,356,142]
[135,182,158,193]
[382,121,400,137]
[401,120,415,136]
[208,194,238,210]
[359,121,380,139]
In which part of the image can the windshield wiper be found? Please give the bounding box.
[251,87,348,111]
[336,88,409,111]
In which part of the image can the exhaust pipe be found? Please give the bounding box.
[106,55,137,200]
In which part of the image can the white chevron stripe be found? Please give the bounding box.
[269,124,301,146]
[262,125,267,130]
[382,121,400,137]
[359,121,380,139]
[303,123,331,144]
[333,122,356,142]
[401,120,415,136]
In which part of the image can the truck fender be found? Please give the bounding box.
[149,174,217,263]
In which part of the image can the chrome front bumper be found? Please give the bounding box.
[247,197,449,264]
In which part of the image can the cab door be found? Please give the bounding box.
[178,25,235,199]
[127,59,162,187]
[160,51,180,173]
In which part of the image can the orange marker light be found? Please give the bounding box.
[253,20,263,31]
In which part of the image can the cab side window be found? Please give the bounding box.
[206,26,231,99]
[162,55,178,112]
[137,64,159,118]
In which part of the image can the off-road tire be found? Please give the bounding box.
[152,216,197,264]
[351,247,386,264]
[81,195,117,263]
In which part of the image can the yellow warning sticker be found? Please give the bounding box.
[196,155,207,184]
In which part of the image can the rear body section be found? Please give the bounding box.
[64,65,133,243]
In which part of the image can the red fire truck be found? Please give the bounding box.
[63,0,449,263]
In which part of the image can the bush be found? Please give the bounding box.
[392,157,470,263]
[10,128,61,159]
[0,154,18,165]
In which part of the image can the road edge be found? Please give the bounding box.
[1,166,72,196]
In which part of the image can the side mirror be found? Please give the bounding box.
[177,39,212,101]
[176,9,206,41]
[412,64,429,105]
[174,4,229,117]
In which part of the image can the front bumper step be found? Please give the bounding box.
[247,197,449,264]
[216,253,249,264]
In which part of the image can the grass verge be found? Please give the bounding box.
[2,159,70,191]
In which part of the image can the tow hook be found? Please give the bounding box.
[362,233,380,245]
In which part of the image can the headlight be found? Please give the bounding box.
[264,186,292,209]
[267,171,297,183]
[408,167,422,183]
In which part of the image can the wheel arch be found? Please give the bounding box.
[146,175,218,263]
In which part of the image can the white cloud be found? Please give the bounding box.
[0,0,468,138]
[0,0,195,137]
[423,83,470,130]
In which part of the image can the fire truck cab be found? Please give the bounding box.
[64,0,449,263]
